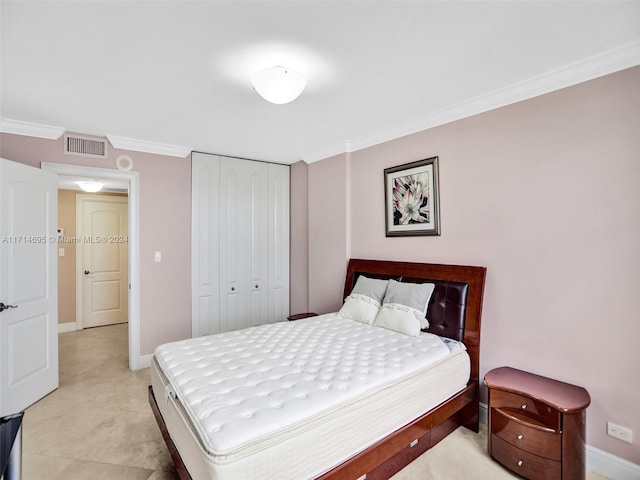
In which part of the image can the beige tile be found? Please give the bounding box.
[22,453,76,480]
[22,324,176,480]
[147,468,180,480]
[24,403,172,471]
[51,459,154,480]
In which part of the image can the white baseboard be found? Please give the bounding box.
[479,401,488,424]
[586,444,640,480]
[58,321,79,333]
[479,402,640,479]
[132,353,153,370]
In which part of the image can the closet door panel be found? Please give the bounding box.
[219,159,249,332]
[268,164,290,324]
[192,153,289,337]
[248,164,269,325]
[191,153,220,337]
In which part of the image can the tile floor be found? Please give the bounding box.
[23,324,176,480]
[20,324,609,480]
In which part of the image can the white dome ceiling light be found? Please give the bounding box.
[251,66,306,104]
[76,180,104,193]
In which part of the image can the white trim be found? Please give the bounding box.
[137,353,153,370]
[41,162,143,371]
[479,401,488,424]
[303,40,640,164]
[0,120,190,158]
[586,445,640,480]
[107,135,191,158]
[58,321,78,333]
[0,118,65,140]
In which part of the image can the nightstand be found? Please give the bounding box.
[484,367,590,480]
[287,312,318,321]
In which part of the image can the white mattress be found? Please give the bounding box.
[151,313,470,480]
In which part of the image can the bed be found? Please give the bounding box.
[149,258,486,479]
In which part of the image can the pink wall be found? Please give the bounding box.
[308,153,350,314]
[302,67,640,463]
[289,161,309,314]
[0,134,192,356]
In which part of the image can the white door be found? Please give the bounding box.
[219,157,269,331]
[191,154,220,336]
[268,163,290,324]
[191,153,290,337]
[0,158,58,416]
[78,196,128,329]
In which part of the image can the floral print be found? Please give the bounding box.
[392,173,430,225]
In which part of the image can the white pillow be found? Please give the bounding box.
[373,303,424,336]
[373,280,435,336]
[338,294,382,325]
[338,275,389,325]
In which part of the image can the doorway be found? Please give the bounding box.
[41,162,142,370]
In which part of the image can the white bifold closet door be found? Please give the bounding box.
[191,152,289,337]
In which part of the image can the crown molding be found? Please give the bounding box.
[0,119,191,158]
[0,118,65,139]
[107,135,192,158]
[302,40,640,164]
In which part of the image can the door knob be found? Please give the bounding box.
[0,302,18,312]
[84,270,91,275]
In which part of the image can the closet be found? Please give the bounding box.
[191,152,289,336]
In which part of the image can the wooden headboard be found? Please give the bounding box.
[343,259,486,382]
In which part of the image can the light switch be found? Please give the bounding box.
[154,251,162,263]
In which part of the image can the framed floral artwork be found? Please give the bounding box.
[384,156,440,236]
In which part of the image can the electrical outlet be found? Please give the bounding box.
[607,422,633,444]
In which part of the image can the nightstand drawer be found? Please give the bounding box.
[491,408,561,461]
[491,390,560,431]
[491,434,561,480]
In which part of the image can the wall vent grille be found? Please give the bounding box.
[64,134,107,158]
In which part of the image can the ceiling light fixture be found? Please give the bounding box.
[77,180,104,193]
[251,66,306,104]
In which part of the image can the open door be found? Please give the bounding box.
[0,158,58,416]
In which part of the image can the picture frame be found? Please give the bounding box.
[384,156,440,236]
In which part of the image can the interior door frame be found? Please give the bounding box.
[41,162,142,370]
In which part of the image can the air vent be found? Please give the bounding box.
[64,134,107,158]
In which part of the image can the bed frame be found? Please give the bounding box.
[149,258,486,480]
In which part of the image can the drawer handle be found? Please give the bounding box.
[517,434,523,440]
[521,404,527,410]
[517,460,524,467]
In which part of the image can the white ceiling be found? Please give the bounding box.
[1,1,639,165]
